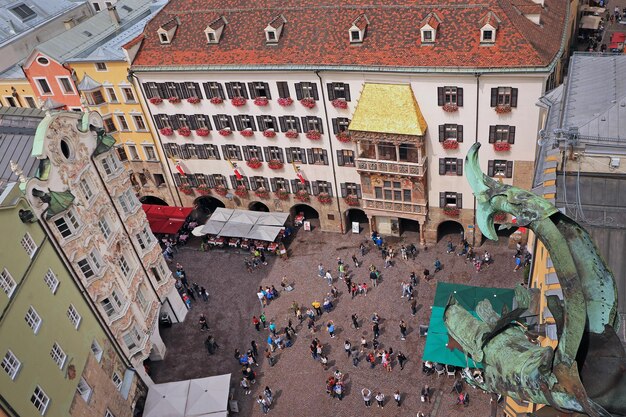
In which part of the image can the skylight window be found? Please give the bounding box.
[121,5,133,12]
[11,4,36,21]
[83,31,93,37]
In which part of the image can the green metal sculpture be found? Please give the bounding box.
[443,143,624,416]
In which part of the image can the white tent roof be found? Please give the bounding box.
[246,225,284,242]
[255,212,290,226]
[229,209,265,224]
[210,208,234,222]
[185,374,231,416]
[218,222,253,238]
[194,209,289,239]
[144,380,189,417]
[193,220,226,236]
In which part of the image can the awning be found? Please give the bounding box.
[144,380,189,417]
[193,220,226,236]
[210,207,235,222]
[219,222,253,238]
[149,218,185,235]
[246,225,283,241]
[142,204,193,235]
[580,15,601,30]
[255,212,289,226]
[229,210,265,224]
[193,209,289,240]
[422,282,515,368]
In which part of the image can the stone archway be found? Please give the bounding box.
[193,195,225,216]
[437,220,465,242]
[290,203,320,230]
[345,208,369,234]
[139,196,169,206]
[249,201,270,212]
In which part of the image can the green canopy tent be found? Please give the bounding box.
[422,282,515,368]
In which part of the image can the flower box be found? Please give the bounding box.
[495,104,512,114]
[160,127,174,136]
[443,207,460,217]
[196,128,210,137]
[254,97,269,106]
[231,97,247,107]
[295,190,310,202]
[275,189,290,200]
[179,185,194,195]
[494,212,507,223]
[210,97,224,104]
[336,131,351,143]
[187,96,201,104]
[442,103,458,113]
[215,186,228,196]
[235,185,248,198]
[219,128,232,137]
[494,142,511,152]
[306,130,321,140]
[317,192,332,204]
[285,129,299,139]
[332,98,348,109]
[240,129,254,137]
[178,126,191,137]
[263,129,276,138]
[345,195,360,206]
[267,159,283,170]
[196,185,211,195]
[168,96,181,104]
[277,97,293,107]
[149,97,163,105]
[442,139,459,150]
[246,158,262,169]
[254,187,269,199]
[300,98,316,109]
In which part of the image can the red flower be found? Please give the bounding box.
[160,127,173,136]
[300,98,316,108]
[235,185,248,198]
[254,187,270,199]
[345,195,360,206]
[168,96,181,104]
[267,159,283,170]
[494,142,511,152]
[277,97,293,107]
[246,158,262,169]
[210,97,224,104]
[231,97,247,107]
[187,96,201,104]
[442,140,459,150]
[295,190,310,202]
[254,97,269,106]
[196,128,210,136]
[306,130,321,140]
[240,129,254,137]
[196,185,211,195]
[443,207,460,217]
[332,98,348,109]
[336,131,351,142]
[495,104,512,114]
[214,186,227,196]
[179,184,194,195]
[442,103,458,113]
[149,97,163,105]
[219,128,232,137]
[275,189,290,200]
[263,129,276,138]
[317,192,332,204]
[285,129,299,139]
[178,126,191,137]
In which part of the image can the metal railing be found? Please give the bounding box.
[361,198,425,214]
[356,157,426,176]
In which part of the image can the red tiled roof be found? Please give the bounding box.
[352,14,369,31]
[123,33,144,50]
[423,13,441,30]
[132,0,568,69]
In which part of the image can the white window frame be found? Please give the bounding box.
[136,286,150,311]
[78,177,95,203]
[91,340,103,362]
[31,385,50,415]
[1,350,21,380]
[132,114,147,131]
[0,268,17,297]
[143,145,157,161]
[50,342,67,369]
[100,154,122,177]
[112,372,123,390]
[25,306,42,334]
[33,77,52,96]
[4,96,17,107]
[127,144,140,160]
[122,87,136,103]
[122,326,143,352]
[116,114,129,131]
[44,269,59,294]
[421,29,433,43]
[136,227,155,251]
[53,209,82,239]
[21,233,37,258]
[101,290,124,318]
[56,76,75,95]
[118,253,133,280]
[24,96,37,108]
[481,27,495,43]
[98,216,113,241]
[67,304,82,329]
[105,87,118,103]
[77,249,103,280]
[118,189,140,215]
[76,377,92,402]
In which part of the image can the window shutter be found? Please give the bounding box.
[284,180,291,193]
[344,84,351,101]
[216,83,225,99]
[439,158,446,175]
[173,173,181,186]
[170,144,180,157]
[263,83,271,99]
[295,83,303,100]
[510,88,518,108]
[188,115,198,130]
[154,115,164,129]
[158,83,169,98]
[332,118,339,134]
[508,126,516,144]
[225,82,234,99]
[243,176,250,190]
[341,183,347,198]
[234,115,243,131]
[457,88,463,107]
[438,125,445,142]
[263,177,270,190]
[163,143,173,158]
[242,83,249,99]
[294,117,302,133]
[188,175,199,187]
[488,160,495,177]
[207,175,216,188]
[506,161,514,178]
[490,88,498,107]
[197,144,208,159]
[277,81,289,98]
[230,175,237,189]
[439,192,445,208]
[212,115,220,130]
[336,150,344,166]
[277,148,284,163]
[328,183,333,197]
[270,116,278,131]
[301,148,308,164]
[307,149,314,163]
[256,116,265,131]
[300,117,308,132]
[202,82,212,99]
[248,82,257,99]
[285,148,293,163]
[456,193,463,209]
[311,83,319,100]
[226,115,234,130]
[279,117,287,132]
[456,159,463,176]
[437,87,444,106]
[327,83,335,100]
[489,126,496,143]
[221,145,228,159]
[180,145,191,159]
[322,149,328,165]
[235,146,242,161]
[312,181,319,195]
[316,117,323,134]
[457,125,463,142]
[291,179,298,192]
[178,83,190,99]
[356,185,362,198]
[250,177,258,190]
[270,178,277,192]
[263,147,270,161]
[143,83,153,99]
[212,145,221,160]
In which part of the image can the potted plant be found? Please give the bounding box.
[254,97,269,106]
[179,184,194,195]
[494,142,511,152]
[278,97,293,107]
[336,131,351,143]
[178,126,191,137]
[345,194,360,206]
[149,97,163,105]
[306,130,321,140]
[196,127,210,136]
[215,185,228,196]
[494,212,507,222]
[168,96,181,104]
[276,188,290,200]
[187,96,201,104]
[300,97,316,108]
[235,185,248,198]
[263,129,276,138]
[295,189,310,202]
[160,127,174,136]
[240,129,254,137]
[443,206,460,217]
[285,129,299,139]
[196,184,211,195]
[246,157,262,169]
[231,97,247,107]
[219,128,232,137]
[210,96,224,104]
[332,98,348,109]
[495,104,512,114]
[442,139,459,150]
[442,103,458,113]
[254,187,269,199]
[317,192,332,204]
[267,159,283,170]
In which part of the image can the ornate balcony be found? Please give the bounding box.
[356,157,426,177]
[362,198,426,215]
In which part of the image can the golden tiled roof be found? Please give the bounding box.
[349,83,427,136]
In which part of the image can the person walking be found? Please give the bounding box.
[372,321,380,339]
[351,313,360,329]
[312,300,322,316]
[241,377,251,395]
[200,286,209,302]
[264,349,274,366]
[251,340,259,357]
[260,313,267,329]
[360,242,366,257]
[362,388,372,407]
[318,263,325,278]
[264,386,273,406]
[434,259,442,273]
[252,316,261,331]
[394,390,401,407]
[257,395,269,414]
[369,269,378,288]
[344,340,352,357]
[352,254,360,268]
[399,320,407,340]
[375,392,385,408]
[327,321,336,338]
[199,314,209,331]
[325,271,333,286]
[397,351,407,370]
[360,336,368,353]
[320,354,328,370]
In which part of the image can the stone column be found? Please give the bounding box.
[395,144,400,162]
[374,142,379,160]
[419,220,426,245]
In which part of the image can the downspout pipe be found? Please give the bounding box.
[473,72,481,247]
[315,70,344,233]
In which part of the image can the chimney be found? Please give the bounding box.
[108,5,120,26]
[63,18,76,30]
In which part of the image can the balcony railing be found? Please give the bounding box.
[356,157,426,177]
[362,198,426,215]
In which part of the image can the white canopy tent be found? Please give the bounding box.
[143,380,189,417]
[193,209,288,241]
[209,208,235,222]
[580,15,601,30]
[229,210,265,224]
[246,224,283,242]
[192,220,226,237]
[254,212,290,226]
[218,222,253,238]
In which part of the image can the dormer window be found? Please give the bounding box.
[266,30,277,42]
[482,29,493,42]
[422,30,433,42]
[205,16,227,44]
[158,18,179,45]
[207,32,216,42]
[479,12,499,44]
[349,14,369,44]
[265,14,286,44]
[420,13,441,44]
[159,33,169,43]
[350,30,361,42]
